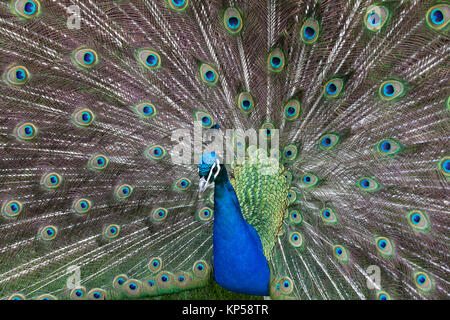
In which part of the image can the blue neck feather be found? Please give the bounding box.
[212,166,270,296]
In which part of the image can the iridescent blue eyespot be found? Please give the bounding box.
[267,49,285,72]
[364,5,389,31]
[367,11,381,26]
[115,184,133,200]
[4,65,30,86]
[40,225,57,241]
[199,63,218,85]
[438,157,450,176]
[357,177,380,192]
[83,52,94,65]
[136,49,161,70]
[12,0,41,19]
[303,26,315,40]
[426,5,449,30]
[152,208,168,222]
[300,18,320,44]
[224,8,243,34]
[72,47,99,69]
[169,0,188,11]
[104,224,120,239]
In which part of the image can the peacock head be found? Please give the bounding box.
[198,152,222,193]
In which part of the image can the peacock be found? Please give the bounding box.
[0,0,449,301]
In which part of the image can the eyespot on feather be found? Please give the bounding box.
[168,0,189,12]
[300,18,320,44]
[72,198,92,215]
[72,47,99,69]
[283,99,301,120]
[426,4,449,30]
[3,65,30,86]
[199,63,219,85]
[357,177,381,192]
[224,7,243,34]
[11,0,41,19]
[268,48,285,73]
[364,5,389,31]
[41,172,63,190]
[2,200,23,219]
[72,108,95,127]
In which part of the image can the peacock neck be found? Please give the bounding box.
[212,165,270,295]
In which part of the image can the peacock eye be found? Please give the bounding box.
[438,156,450,176]
[300,172,319,188]
[300,18,320,44]
[224,8,243,34]
[146,145,166,160]
[377,291,391,300]
[72,47,99,69]
[426,4,449,30]
[261,123,275,140]
[133,102,157,120]
[73,198,92,215]
[136,48,161,70]
[168,0,188,12]
[364,5,389,31]
[194,110,214,128]
[89,154,109,170]
[193,260,209,278]
[357,177,380,192]
[376,138,402,156]
[289,232,303,248]
[11,0,41,19]
[268,48,285,72]
[115,184,133,200]
[287,189,297,203]
[324,78,344,98]
[152,207,168,222]
[273,277,294,295]
[318,133,340,151]
[4,65,30,86]
[175,177,191,191]
[88,289,106,300]
[289,209,302,225]
[283,145,298,161]
[414,271,433,293]
[122,279,142,296]
[40,225,58,241]
[72,108,95,127]
[148,257,163,273]
[237,92,255,114]
[283,99,301,121]
[379,80,405,101]
[199,63,219,85]
[70,287,87,300]
[103,224,120,239]
[283,170,293,183]
[375,236,395,258]
[113,274,128,289]
[321,207,338,225]
[198,207,213,221]
[2,200,23,219]
[333,245,349,263]
[41,172,63,190]
[14,122,37,141]
[406,210,430,232]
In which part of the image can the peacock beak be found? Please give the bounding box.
[198,159,221,194]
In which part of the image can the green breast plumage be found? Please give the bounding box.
[230,146,290,260]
